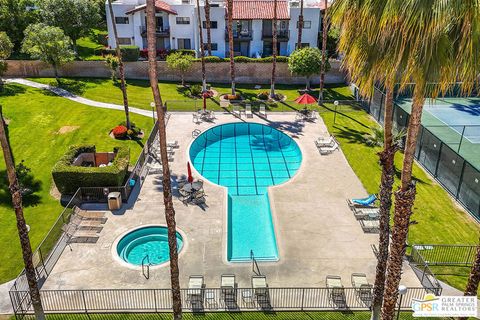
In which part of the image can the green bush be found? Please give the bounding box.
[170,49,196,57]
[190,84,202,96]
[260,56,288,63]
[202,56,226,63]
[233,56,254,63]
[102,45,140,62]
[52,145,130,194]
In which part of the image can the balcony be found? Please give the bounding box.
[262,29,289,40]
[225,29,253,41]
[140,26,170,37]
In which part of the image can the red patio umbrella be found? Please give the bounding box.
[294,93,317,105]
[202,92,208,111]
[187,162,193,183]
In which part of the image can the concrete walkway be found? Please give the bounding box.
[0,280,14,315]
[5,78,152,117]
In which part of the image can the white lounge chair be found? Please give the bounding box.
[221,274,236,302]
[351,273,373,307]
[232,106,242,118]
[192,113,200,123]
[353,207,380,220]
[326,275,347,309]
[245,104,253,118]
[259,105,267,118]
[167,140,179,148]
[187,275,204,304]
[315,137,336,148]
[318,142,339,155]
[360,219,380,233]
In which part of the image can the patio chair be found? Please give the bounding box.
[318,142,339,155]
[167,140,179,148]
[359,219,380,233]
[245,104,253,118]
[252,275,269,301]
[187,275,204,304]
[192,129,201,138]
[259,105,267,118]
[232,106,242,118]
[347,194,378,209]
[147,162,163,174]
[68,229,100,243]
[192,113,200,123]
[73,207,107,223]
[315,136,336,148]
[353,207,380,220]
[221,274,236,300]
[351,273,373,308]
[326,275,347,309]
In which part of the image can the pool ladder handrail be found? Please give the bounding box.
[250,250,262,276]
[142,254,151,279]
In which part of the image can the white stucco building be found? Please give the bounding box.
[106,0,327,57]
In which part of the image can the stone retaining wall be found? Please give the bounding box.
[5,60,345,85]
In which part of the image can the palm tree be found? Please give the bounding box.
[107,0,131,129]
[296,0,304,49]
[196,0,207,91]
[145,1,182,319]
[204,0,212,56]
[0,106,45,320]
[269,0,277,99]
[318,0,328,103]
[226,0,235,95]
[460,242,480,320]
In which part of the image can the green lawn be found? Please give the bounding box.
[319,105,480,292]
[76,29,108,61]
[0,83,153,283]
[27,78,353,111]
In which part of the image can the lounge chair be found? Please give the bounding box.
[192,113,200,123]
[252,275,268,300]
[73,207,107,222]
[232,106,242,118]
[221,274,236,302]
[315,137,336,148]
[360,219,380,233]
[259,105,267,118]
[318,142,339,155]
[351,273,373,308]
[147,162,163,174]
[353,207,380,220]
[347,194,377,209]
[66,229,100,243]
[326,275,347,309]
[167,140,179,148]
[245,104,253,118]
[192,129,201,138]
[187,275,204,304]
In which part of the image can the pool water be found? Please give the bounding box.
[190,123,302,261]
[116,226,183,266]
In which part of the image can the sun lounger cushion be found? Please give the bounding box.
[352,194,377,206]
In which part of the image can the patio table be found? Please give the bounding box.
[183,181,204,193]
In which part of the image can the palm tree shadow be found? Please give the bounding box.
[0,166,42,207]
[0,83,27,96]
[332,125,372,146]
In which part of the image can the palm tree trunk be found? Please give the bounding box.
[270,0,277,98]
[146,1,182,319]
[371,85,395,320]
[297,0,304,49]
[381,81,426,320]
[318,0,327,104]
[53,65,60,85]
[196,0,207,92]
[204,0,212,56]
[226,0,235,95]
[459,242,480,320]
[0,106,45,320]
[107,0,131,129]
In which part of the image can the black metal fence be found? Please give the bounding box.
[412,244,478,267]
[10,286,437,316]
[368,87,480,221]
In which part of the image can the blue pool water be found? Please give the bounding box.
[116,226,183,266]
[189,123,302,261]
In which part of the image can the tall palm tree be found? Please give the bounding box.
[204,0,212,56]
[296,0,304,49]
[107,0,131,129]
[460,242,480,320]
[0,106,45,320]
[146,1,182,319]
[269,0,277,99]
[318,0,327,102]
[226,0,235,95]
[196,0,207,91]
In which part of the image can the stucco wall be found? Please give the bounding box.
[5,60,345,85]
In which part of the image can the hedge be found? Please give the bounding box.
[102,45,140,62]
[52,145,130,195]
[193,56,290,63]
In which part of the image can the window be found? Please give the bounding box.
[297,20,311,29]
[211,3,219,7]
[118,37,132,45]
[202,21,218,29]
[203,43,218,51]
[115,17,129,24]
[176,17,190,24]
[177,38,191,49]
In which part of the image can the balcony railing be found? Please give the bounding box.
[262,29,289,40]
[225,29,253,41]
[140,26,170,37]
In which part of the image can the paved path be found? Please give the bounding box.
[5,78,152,117]
[0,280,14,315]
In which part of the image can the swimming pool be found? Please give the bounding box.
[116,226,184,266]
[189,123,302,261]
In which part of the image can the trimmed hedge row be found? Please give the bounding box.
[194,56,289,63]
[102,45,140,62]
[52,145,130,195]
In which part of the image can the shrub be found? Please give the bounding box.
[233,56,254,63]
[102,45,140,61]
[225,94,241,100]
[170,49,196,57]
[203,56,226,63]
[190,84,202,96]
[139,48,170,60]
[260,56,288,63]
[257,91,269,100]
[52,145,130,194]
[118,121,142,137]
[112,125,128,139]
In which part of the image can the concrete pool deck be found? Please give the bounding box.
[42,112,422,289]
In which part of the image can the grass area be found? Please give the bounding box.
[13,312,446,320]
[319,105,480,292]
[76,29,108,61]
[0,83,153,283]
[428,265,480,297]
[26,78,354,111]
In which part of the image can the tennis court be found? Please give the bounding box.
[396,97,480,170]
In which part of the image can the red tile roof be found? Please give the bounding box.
[125,0,177,15]
[228,0,290,20]
[310,1,332,10]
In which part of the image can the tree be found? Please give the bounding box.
[226,0,236,95]
[269,0,278,99]
[288,47,329,90]
[318,0,328,103]
[106,0,131,129]
[37,0,101,54]
[21,23,74,84]
[204,0,212,56]
[296,0,304,49]
[166,52,194,87]
[146,1,182,319]
[0,32,13,90]
[105,54,119,82]
[196,0,207,91]
[0,0,38,50]
[0,106,45,320]
[461,242,480,320]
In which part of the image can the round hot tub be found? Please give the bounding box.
[116,225,184,266]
